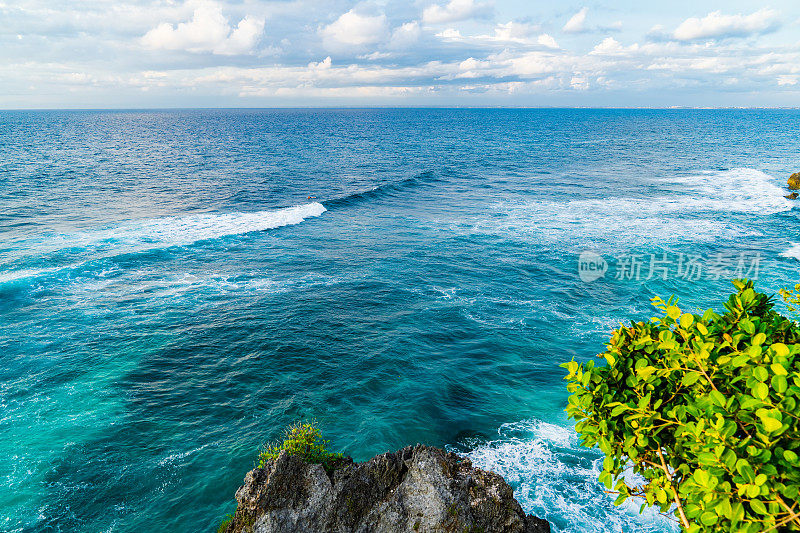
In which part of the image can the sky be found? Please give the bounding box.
[2,0,800,108]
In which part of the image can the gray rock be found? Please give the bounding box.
[222,445,550,533]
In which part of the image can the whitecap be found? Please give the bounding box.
[0,203,327,284]
[460,420,679,533]
[469,168,790,248]
[781,243,800,261]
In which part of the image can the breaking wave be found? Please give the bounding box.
[478,168,791,248]
[323,171,439,209]
[460,420,679,533]
[0,203,326,284]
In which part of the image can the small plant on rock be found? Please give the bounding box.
[258,422,343,473]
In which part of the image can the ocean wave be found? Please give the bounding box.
[781,243,800,261]
[0,203,326,284]
[477,168,788,247]
[658,168,791,214]
[322,171,439,209]
[52,202,326,251]
[459,420,679,533]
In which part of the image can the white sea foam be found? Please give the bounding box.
[461,420,679,533]
[658,168,792,214]
[0,266,77,284]
[781,243,800,261]
[55,202,327,251]
[475,168,791,247]
[0,203,326,284]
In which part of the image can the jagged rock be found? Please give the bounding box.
[788,172,800,190]
[222,445,550,533]
[786,192,798,200]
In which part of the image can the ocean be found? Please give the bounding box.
[1,108,799,532]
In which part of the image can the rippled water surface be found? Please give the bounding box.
[2,109,800,532]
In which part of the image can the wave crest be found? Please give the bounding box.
[459,420,678,533]
[0,203,326,284]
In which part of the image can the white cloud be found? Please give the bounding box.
[673,9,780,41]
[218,15,266,55]
[590,37,638,56]
[359,51,394,60]
[490,21,535,41]
[141,2,264,55]
[537,34,559,49]
[308,56,332,70]
[570,76,589,90]
[435,21,559,49]
[563,7,588,33]
[422,0,492,24]
[320,9,388,46]
[390,21,421,48]
[436,28,463,40]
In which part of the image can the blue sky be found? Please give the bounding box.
[2,0,800,108]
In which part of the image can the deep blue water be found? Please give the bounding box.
[2,108,800,532]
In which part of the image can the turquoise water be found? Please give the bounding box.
[2,109,800,532]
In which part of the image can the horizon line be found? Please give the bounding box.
[2,105,800,112]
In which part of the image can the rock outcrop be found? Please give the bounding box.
[221,445,550,533]
[788,172,800,190]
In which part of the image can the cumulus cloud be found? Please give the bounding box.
[673,9,780,41]
[308,56,332,70]
[589,37,638,56]
[422,0,492,24]
[537,34,560,49]
[6,0,800,107]
[141,2,264,55]
[320,9,388,46]
[563,7,588,33]
[390,21,422,48]
[488,21,538,43]
[435,21,559,49]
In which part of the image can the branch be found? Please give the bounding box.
[656,447,690,530]
[775,496,800,528]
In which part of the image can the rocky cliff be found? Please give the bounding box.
[221,444,550,533]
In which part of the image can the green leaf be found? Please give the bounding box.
[750,499,767,515]
[752,382,769,400]
[682,372,701,386]
[610,404,627,416]
[710,390,726,407]
[732,353,750,367]
[700,511,718,526]
[753,366,768,382]
[753,332,766,345]
[771,343,789,357]
[666,306,681,319]
[680,313,694,329]
[770,363,788,376]
[760,414,782,433]
[772,375,788,394]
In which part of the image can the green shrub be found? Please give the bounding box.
[216,513,233,533]
[563,280,800,532]
[258,422,343,473]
